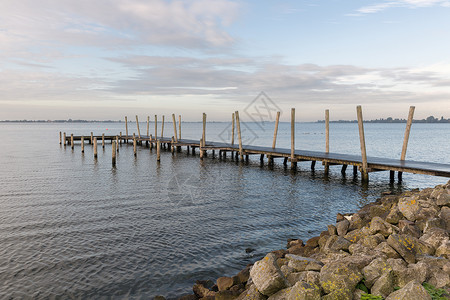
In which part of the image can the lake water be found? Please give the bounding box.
[0,121,448,299]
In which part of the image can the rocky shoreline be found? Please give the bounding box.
[170,181,450,299]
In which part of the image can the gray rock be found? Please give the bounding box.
[423,217,447,233]
[390,261,428,288]
[419,227,449,249]
[250,253,288,296]
[371,271,394,298]
[286,254,323,272]
[330,236,352,252]
[306,271,321,287]
[370,216,396,237]
[362,258,392,288]
[217,277,236,291]
[236,284,266,300]
[387,234,420,264]
[386,205,403,224]
[436,190,450,206]
[360,233,385,249]
[352,288,365,300]
[336,219,350,236]
[286,271,306,286]
[327,225,337,236]
[436,240,450,258]
[287,281,321,300]
[374,242,401,259]
[385,280,431,300]
[439,206,450,231]
[267,287,292,300]
[319,260,362,296]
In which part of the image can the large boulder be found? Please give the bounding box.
[336,219,350,236]
[398,195,421,221]
[287,281,321,300]
[217,277,236,291]
[371,271,394,298]
[387,234,422,264]
[369,216,396,237]
[419,227,448,249]
[374,242,401,259]
[362,258,392,288]
[319,260,362,297]
[385,280,431,300]
[236,284,266,300]
[286,254,323,272]
[250,253,288,296]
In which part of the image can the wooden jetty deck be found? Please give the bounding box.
[61,106,450,182]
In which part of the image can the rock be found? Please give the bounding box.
[371,271,394,298]
[215,290,238,300]
[319,260,362,296]
[360,233,385,249]
[153,296,166,300]
[250,253,288,296]
[391,261,428,288]
[286,272,306,286]
[423,217,447,233]
[369,204,390,219]
[362,258,392,288]
[336,219,350,236]
[344,229,365,244]
[436,240,450,258]
[374,242,401,259]
[336,213,345,222]
[287,281,321,300]
[352,288,364,300]
[194,281,216,298]
[439,206,450,231]
[398,195,421,221]
[428,266,450,288]
[385,280,431,300]
[235,284,266,300]
[398,220,422,238]
[287,239,303,249]
[286,254,323,272]
[330,236,352,252]
[306,271,321,287]
[236,266,251,284]
[178,295,197,300]
[267,287,292,300]
[217,277,235,291]
[387,234,420,264]
[328,225,337,236]
[288,245,318,257]
[386,205,404,224]
[436,190,450,206]
[305,236,320,248]
[419,227,449,249]
[348,213,367,231]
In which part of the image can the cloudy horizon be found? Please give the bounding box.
[1,0,450,121]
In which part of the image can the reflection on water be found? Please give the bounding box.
[0,122,448,298]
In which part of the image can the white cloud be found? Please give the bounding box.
[355,0,450,14]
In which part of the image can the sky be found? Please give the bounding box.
[1,0,450,121]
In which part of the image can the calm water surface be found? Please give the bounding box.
[0,122,448,298]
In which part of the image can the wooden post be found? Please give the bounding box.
[160,115,165,138]
[81,136,84,153]
[399,106,415,178]
[324,109,330,174]
[178,115,181,140]
[63,132,66,146]
[150,134,153,149]
[133,134,137,157]
[90,132,93,145]
[272,111,280,148]
[171,136,175,154]
[235,111,244,161]
[112,141,116,167]
[102,133,105,148]
[290,108,297,169]
[172,114,178,142]
[390,170,395,182]
[311,161,316,170]
[125,116,128,142]
[93,137,98,158]
[116,136,119,152]
[202,113,207,157]
[154,115,158,140]
[200,138,204,159]
[157,140,161,161]
[356,105,369,182]
[231,112,235,146]
[147,116,150,137]
[136,115,141,138]
[71,134,74,149]
[119,132,122,144]
[59,132,62,144]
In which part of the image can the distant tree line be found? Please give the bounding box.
[317,116,449,123]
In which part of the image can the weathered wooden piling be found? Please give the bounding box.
[63,132,66,146]
[119,132,122,144]
[202,113,207,157]
[133,134,137,157]
[235,111,244,161]
[81,136,85,153]
[93,137,98,158]
[71,134,74,149]
[90,132,93,145]
[324,109,330,174]
[147,116,150,137]
[154,115,158,140]
[150,134,153,149]
[272,111,280,149]
[172,114,178,142]
[178,115,181,140]
[356,105,369,181]
[200,138,204,159]
[112,141,117,167]
[136,115,141,139]
[161,115,165,138]
[59,132,62,144]
[231,112,235,146]
[102,133,105,148]
[116,136,119,152]
[157,140,161,161]
[398,106,415,181]
[290,108,297,170]
[171,136,175,154]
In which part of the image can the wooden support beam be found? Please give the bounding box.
[147,116,150,137]
[135,115,141,138]
[235,111,244,161]
[112,141,116,167]
[116,136,119,152]
[356,105,369,182]
[231,112,235,147]
[157,140,161,161]
[283,157,288,166]
[93,137,98,158]
[102,133,105,148]
[311,161,316,170]
[63,132,66,146]
[71,134,74,149]
[133,134,137,157]
[172,114,178,142]
[390,170,395,182]
[150,134,153,150]
[341,164,347,174]
[353,165,358,176]
[178,115,181,141]
[260,154,264,163]
[154,115,158,140]
[267,155,274,165]
[272,111,280,149]
[291,108,297,170]
[401,106,415,160]
[125,116,128,142]
[119,132,122,144]
[59,131,62,144]
[200,138,204,159]
[90,132,93,145]
[171,136,175,154]
[81,136,84,153]
[398,171,403,182]
[324,109,330,174]
[160,115,165,138]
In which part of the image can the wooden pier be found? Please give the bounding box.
[61,107,450,182]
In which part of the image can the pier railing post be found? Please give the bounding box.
[125,116,128,143]
[290,108,297,170]
[272,111,280,149]
[356,105,369,182]
[324,109,330,174]
[112,141,116,167]
[235,111,244,161]
[81,136,84,153]
[398,106,415,181]
[93,137,98,158]
[136,115,141,139]
[161,115,165,139]
[172,114,178,142]
[154,115,158,140]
